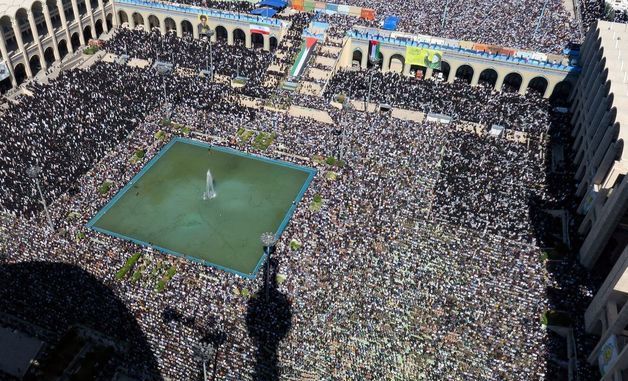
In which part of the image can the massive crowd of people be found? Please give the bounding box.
[0,2,616,379]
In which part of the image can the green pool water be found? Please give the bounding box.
[88,138,315,277]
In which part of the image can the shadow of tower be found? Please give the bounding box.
[246,257,292,381]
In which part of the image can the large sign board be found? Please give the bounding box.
[405,47,442,70]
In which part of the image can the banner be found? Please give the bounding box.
[198,14,211,37]
[369,40,380,62]
[0,62,9,82]
[250,24,270,35]
[405,47,443,70]
[599,335,619,376]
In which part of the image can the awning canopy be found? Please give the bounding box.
[382,16,400,31]
[257,0,287,9]
[250,7,277,16]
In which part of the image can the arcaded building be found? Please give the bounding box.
[0,0,115,88]
[573,20,628,379]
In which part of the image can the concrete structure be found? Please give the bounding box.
[0,0,115,88]
[573,20,628,381]
[339,27,579,99]
[0,0,286,92]
[113,0,285,50]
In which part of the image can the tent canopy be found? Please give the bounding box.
[257,0,287,9]
[250,7,277,16]
[382,16,400,31]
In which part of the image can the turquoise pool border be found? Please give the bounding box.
[86,137,316,279]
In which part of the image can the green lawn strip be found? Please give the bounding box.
[156,265,177,292]
[98,181,113,195]
[116,253,142,280]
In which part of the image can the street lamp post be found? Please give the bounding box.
[205,29,215,81]
[260,232,277,301]
[26,166,54,232]
[193,343,215,381]
[365,57,381,112]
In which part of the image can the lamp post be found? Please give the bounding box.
[260,232,277,301]
[365,56,381,112]
[205,29,215,81]
[193,342,215,381]
[26,166,54,232]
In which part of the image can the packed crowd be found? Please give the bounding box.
[0,3,605,378]
[580,0,628,28]
[321,0,579,53]
[325,70,555,136]
[0,51,599,379]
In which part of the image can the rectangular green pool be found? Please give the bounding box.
[87,137,316,278]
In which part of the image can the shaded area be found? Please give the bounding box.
[0,261,161,380]
[246,257,292,381]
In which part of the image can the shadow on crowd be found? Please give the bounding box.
[527,98,600,380]
[0,261,161,380]
[246,255,293,381]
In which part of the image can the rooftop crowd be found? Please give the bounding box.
[0,3,608,380]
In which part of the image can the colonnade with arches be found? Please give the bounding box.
[114,7,281,52]
[346,41,577,100]
[0,0,115,92]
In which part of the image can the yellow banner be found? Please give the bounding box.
[405,47,443,69]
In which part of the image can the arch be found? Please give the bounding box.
[433,61,450,81]
[0,16,16,52]
[29,55,42,76]
[181,20,193,36]
[71,31,80,50]
[233,28,246,46]
[527,76,548,96]
[388,54,404,74]
[409,65,426,79]
[251,32,264,49]
[44,46,55,66]
[61,0,74,23]
[46,0,62,28]
[132,12,144,28]
[550,81,574,105]
[164,17,176,33]
[95,19,103,37]
[455,64,473,84]
[478,68,497,87]
[118,10,128,25]
[269,36,277,51]
[351,49,362,67]
[215,25,227,41]
[31,1,48,38]
[106,13,113,30]
[15,8,34,45]
[148,15,160,31]
[13,63,27,85]
[58,39,68,59]
[0,72,11,94]
[83,25,92,42]
[502,72,523,92]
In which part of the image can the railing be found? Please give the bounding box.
[115,0,283,26]
[348,29,581,73]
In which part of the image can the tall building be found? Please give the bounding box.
[572,19,628,379]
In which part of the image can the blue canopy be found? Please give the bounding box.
[258,0,287,9]
[382,16,400,31]
[250,7,277,17]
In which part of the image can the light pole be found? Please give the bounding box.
[260,232,277,301]
[193,342,215,381]
[205,29,215,81]
[26,166,54,232]
[365,56,381,112]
